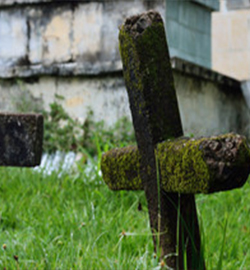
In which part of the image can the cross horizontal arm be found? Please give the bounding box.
[101,133,250,194]
[0,113,43,167]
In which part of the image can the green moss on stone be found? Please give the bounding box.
[119,19,182,139]
[101,145,142,190]
[119,25,144,114]
[101,134,250,194]
[157,137,210,194]
[101,137,211,193]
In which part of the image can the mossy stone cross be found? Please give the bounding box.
[0,113,43,167]
[101,11,250,269]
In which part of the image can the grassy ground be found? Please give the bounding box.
[0,156,250,269]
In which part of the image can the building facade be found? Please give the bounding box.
[0,0,249,139]
[166,0,219,68]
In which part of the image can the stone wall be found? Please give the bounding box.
[172,59,250,138]
[2,58,249,139]
[0,75,129,126]
[0,0,219,76]
[0,0,249,140]
[0,0,164,78]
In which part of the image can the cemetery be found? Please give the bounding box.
[1,1,250,270]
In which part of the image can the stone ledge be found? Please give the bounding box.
[0,0,50,7]
[0,60,123,78]
[0,0,162,8]
[191,0,219,11]
[171,57,241,89]
[0,57,241,92]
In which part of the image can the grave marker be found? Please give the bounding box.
[117,10,202,269]
[101,10,250,269]
[0,113,43,167]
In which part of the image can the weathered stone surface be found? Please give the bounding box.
[0,0,51,6]
[119,11,183,144]
[0,9,27,67]
[29,7,72,65]
[0,113,43,167]
[0,76,131,127]
[72,3,103,63]
[118,10,203,269]
[0,1,164,78]
[0,0,160,6]
[101,133,250,194]
[119,11,184,259]
[0,58,246,140]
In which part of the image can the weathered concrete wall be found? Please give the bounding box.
[175,71,249,138]
[0,0,51,5]
[1,58,249,139]
[0,1,165,78]
[0,0,249,140]
[0,0,218,76]
[173,58,250,138]
[0,75,130,126]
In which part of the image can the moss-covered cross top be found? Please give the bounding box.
[0,113,43,167]
[101,10,250,269]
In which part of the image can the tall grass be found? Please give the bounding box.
[197,183,250,269]
[0,161,155,269]
[0,153,250,269]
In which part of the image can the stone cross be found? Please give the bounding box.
[0,113,43,167]
[101,11,250,269]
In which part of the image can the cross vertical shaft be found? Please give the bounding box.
[119,11,205,269]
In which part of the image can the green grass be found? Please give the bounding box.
[0,158,250,269]
[197,183,250,269]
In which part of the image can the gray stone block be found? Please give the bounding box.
[0,113,43,167]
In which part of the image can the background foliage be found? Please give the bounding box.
[43,98,135,155]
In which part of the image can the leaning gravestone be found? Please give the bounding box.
[0,113,43,167]
[101,10,250,270]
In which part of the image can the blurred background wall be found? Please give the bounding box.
[1,0,250,138]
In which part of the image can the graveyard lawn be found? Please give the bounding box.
[0,158,250,269]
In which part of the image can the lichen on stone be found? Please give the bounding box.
[101,133,250,194]
[119,13,182,141]
[101,145,142,190]
[156,137,210,194]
